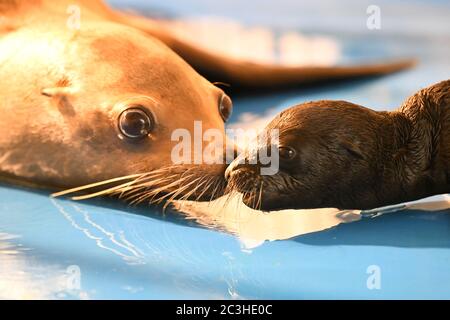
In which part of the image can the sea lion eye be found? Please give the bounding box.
[279,146,297,160]
[118,107,154,139]
[219,94,233,122]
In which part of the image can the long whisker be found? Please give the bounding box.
[127,181,182,205]
[56,168,172,202]
[252,187,257,210]
[164,175,203,207]
[159,176,206,205]
[116,174,179,199]
[256,181,263,211]
[51,163,228,211]
[176,177,205,203]
[70,179,139,201]
[159,176,204,208]
[194,176,215,202]
[51,173,143,198]
[150,174,196,204]
[223,185,236,207]
[128,173,195,205]
[209,177,223,202]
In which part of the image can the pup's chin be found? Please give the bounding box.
[241,191,281,212]
[242,190,319,212]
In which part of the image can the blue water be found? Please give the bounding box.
[1,1,450,299]
[1,187,450,299]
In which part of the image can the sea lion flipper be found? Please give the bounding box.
[112,10,416,89]
[198,58,417,89]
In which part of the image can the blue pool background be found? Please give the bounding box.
[1,0,450,299]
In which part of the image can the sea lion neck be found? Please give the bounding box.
[386,80,450,202]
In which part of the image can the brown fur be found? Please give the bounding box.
[226,80,450,210]
[0,0,229,202]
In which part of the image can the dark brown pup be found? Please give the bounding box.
[226,80,450,211]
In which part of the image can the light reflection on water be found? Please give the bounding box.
[174,195,362,249]
[174,194,450,249]
[0,233,89,300]
[50,199,147,266]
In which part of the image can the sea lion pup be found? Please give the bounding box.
[225,80,450,211]
[0,0,414,204]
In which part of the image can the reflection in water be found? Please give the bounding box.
[174,195,361,249]
[407,197,450,211]
[0,233,88,299]
[222,251,243,300]
[51,199,147,265]
[174,194,450,249]
[51,190,450,252]
[49,198,253,299]
[359,195,450,217]
[165,17,340,66]
[2,190,446,299]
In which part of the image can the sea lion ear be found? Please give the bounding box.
[41,86,77,116]
[338,139,365,160]
[41,87,75,97]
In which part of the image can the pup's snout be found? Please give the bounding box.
[224,161,237,181]
[225,151,246,181]
[225,159,258,181]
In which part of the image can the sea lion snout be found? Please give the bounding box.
[224,151,258,181]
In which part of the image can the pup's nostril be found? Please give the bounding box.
[224,163,235,181]
[225,162,256,181]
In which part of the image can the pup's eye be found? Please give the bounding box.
[118,107,154,139]
[278,146,297,160]
[219,94,233,122]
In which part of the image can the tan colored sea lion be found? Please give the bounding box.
[0,0,414,202]
[226,80,450,211]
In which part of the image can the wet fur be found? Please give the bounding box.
[227,80,450,210]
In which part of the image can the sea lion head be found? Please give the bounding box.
[225,100,390,210]
[0,21,234,201]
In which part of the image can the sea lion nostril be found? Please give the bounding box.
[224,166,232,181]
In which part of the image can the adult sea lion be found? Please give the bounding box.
[0,0,414,203]
[0,0,234,202]
[225,80,450,211]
